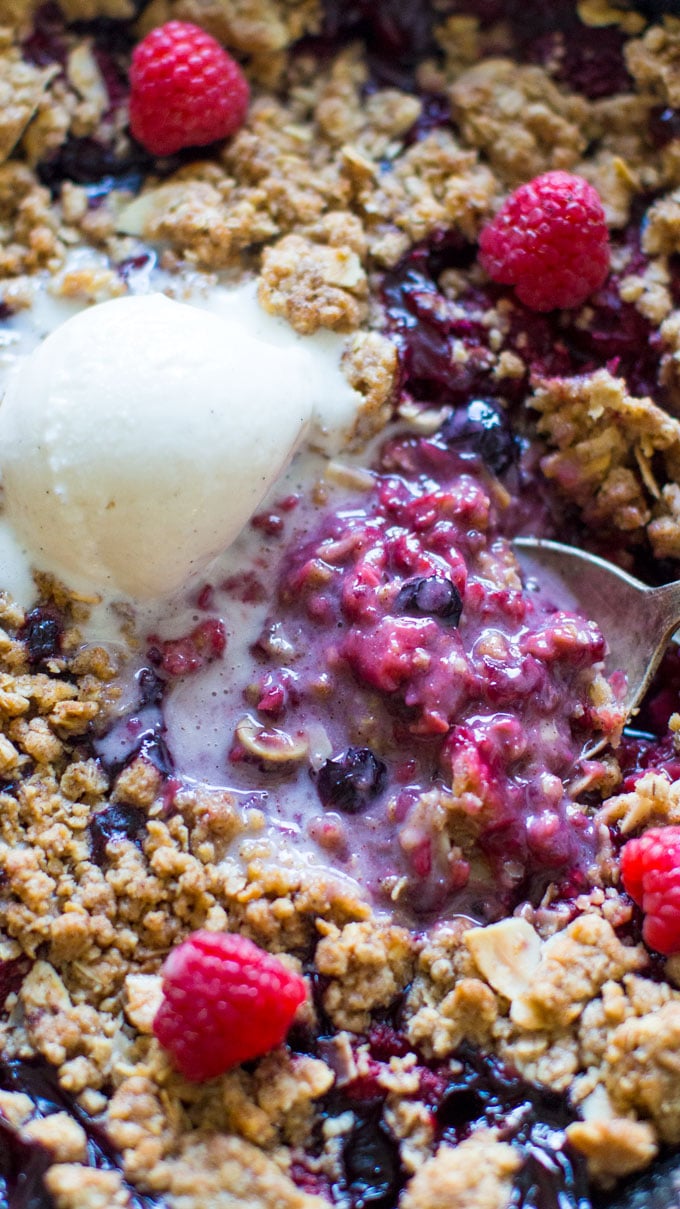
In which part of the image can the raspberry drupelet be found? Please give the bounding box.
[621,825,680,956]
[153,930,307,1082]
[478,170,610,312]
[129,21,249,157]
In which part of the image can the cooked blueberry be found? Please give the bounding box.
[438,399,516,474]
[316,747,387,814]
[138,730,174,777]
[19,608,62,664]
[436,1085,487,1131]
[649,105,680,147]
[37,137,152,192]
[394,575,462,625]
[136,667,165,709]
[405,92,450,144]
[89,802,147,866]
[343,1114,403,1208]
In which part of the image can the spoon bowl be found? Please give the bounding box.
[513,538,680,756]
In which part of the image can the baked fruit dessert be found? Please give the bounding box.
[5,2,680,1207]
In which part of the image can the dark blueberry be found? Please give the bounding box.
[93,712,174,781]
[37,137,152,191]
[315,747,387,814]
[394,575,462,625]
[89,802,147,865]
[449,0,580,40]
[136,667,165,709]
[137,729,174,777]
[381,238,495,406]
[436,1085,487,1132]
[365,0,433,60]
[343,1113,403,1209]
[405,92,451,144]
[649,106,680,148]
[19,608,62,665]
[438,399,516,475]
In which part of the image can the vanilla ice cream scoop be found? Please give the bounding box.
[0,292,359,601]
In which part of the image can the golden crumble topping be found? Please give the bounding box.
[450,60,588,186]
[137,0,321,58]
[401,1132,520,1209]
[530,369,680,550]
[625,16,680,108]
[0,30,57,163]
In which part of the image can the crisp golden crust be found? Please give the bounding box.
[400,1133,520,1209]
[530,369,680,550]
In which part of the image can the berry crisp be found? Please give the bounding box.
[3,4,680,1209]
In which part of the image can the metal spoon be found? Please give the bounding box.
[513,537,680,756]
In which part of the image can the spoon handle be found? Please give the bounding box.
[651,578,680,642]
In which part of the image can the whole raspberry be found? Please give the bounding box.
[478,171,610,312]
[129,21,249,157]
[621,825,680,956]
[153,930,307,1081]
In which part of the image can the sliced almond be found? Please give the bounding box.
[236,714,309,763]
[465,918,542,1001]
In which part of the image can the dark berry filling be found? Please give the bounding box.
[19,609,62,666]
[342,1112,403,1209]
[88,800,148,866]
[0,956,32,1012]
[293,1033,592,1209]
[93,666,173,780]
[36,135,151,191]
[381,226,663,412]
[0,1057,168,1209]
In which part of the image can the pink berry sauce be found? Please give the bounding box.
[134,411,626,924]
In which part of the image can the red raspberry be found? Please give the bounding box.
[478,171,610,312]
[621,825,680,955]
[153,930,307,1081]
[129,21,249,157]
